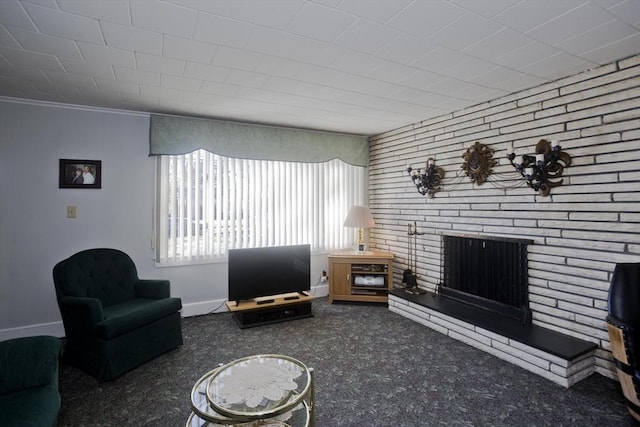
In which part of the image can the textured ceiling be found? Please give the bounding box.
[1,0,639,136]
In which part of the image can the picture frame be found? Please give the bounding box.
[59,159,102,189]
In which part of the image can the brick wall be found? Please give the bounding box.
[368,54,640,379]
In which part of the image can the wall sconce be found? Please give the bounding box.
[507,139,571,197]
[407,158,445,198]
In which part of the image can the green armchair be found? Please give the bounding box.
[53,248,183,382]
[0,336,62,427]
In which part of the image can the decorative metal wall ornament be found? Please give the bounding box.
[407,158,445,198]
[507,139,572,197]
[461,141,496,185]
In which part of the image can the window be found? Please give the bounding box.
[155,150,367,264]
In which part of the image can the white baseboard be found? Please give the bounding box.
[0,321,65,341]
[0,285,330,340]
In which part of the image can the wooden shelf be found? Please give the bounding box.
[226,293,314,312]
[328,251,393,304]
[226,293,314,328]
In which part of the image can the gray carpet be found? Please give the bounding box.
[58,297,634,426]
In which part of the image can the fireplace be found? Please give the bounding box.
[438,233,533,324]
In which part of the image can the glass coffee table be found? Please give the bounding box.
[187,354,314,426]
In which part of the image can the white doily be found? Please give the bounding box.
[218,359,302,408]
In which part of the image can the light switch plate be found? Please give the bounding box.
[67,205,77,218]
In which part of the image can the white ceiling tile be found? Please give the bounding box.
[161,74,202,92]
[605,0,640,27]
[449,0,520,18]
[471,66,531,89]
[77,41,135,68]
[0,1,38,31]
[101,22,162,55]
[57,0,131,25]
[262,77,334,101]
[135,53,185,76]
[442,57,497,81]
[58,57,115,80]
[581,32,640,64]
[492,72,547,93]
[140,84,181,100]
[493,0,586,32]
[200,80,239,97]
[309,0,341,7]
[286,2,356,42]
[163,35,216,64]
[367,61,422,83]
[178,90,215,104]
[173,0,304,29]
[114,66,160,85]
[412,47,472,73]
[492,41,560,69]
[0,62,48,80]
[8,28,83,59]
[42,69,96,90]
[289,38,350,66]
[556,20,638,55]
[184,61,229,83]
[388,0,466,39]
[225,70,269,88]
[0,0,638,135]
[255,56,302,79]
[95,77,140,95]
[0,25,24,49]
[520,51,597,79]
[292,62,347,86]
[334,18,399,54]
[212,46,263,71]
[376,33,438,64]
[228,0,303,29]
[130,0,197,39]
[462,27,533,60]
[337,0,413,24]
[194,12,254,48]
[246,27,303,58]
[0,45,63,71]
[428,12,503,51]
[395,68,446,88]
[527,2,616,45]
[22,2,103,43]
[329,49,386,76]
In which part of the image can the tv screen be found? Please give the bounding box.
[228,244,311,303]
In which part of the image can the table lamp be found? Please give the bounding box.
[344,205,375,253]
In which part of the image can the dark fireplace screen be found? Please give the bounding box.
[440,234,532,324]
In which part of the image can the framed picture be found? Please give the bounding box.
[59,159,102,189]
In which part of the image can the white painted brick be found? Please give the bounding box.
[474,326,510,344]
[508,339,568,367]
[375,57,640,382]
[447,328,492,348]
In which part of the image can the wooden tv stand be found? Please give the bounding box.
[225,293,314,329]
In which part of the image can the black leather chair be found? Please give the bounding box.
[53,248,183,381]
[606,263,640,422]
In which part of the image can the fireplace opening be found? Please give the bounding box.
[438,234,533,324]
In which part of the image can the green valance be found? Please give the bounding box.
[149,114,369,167]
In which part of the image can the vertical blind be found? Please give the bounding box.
[156,150,367,264]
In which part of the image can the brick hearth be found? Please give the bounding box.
[389,291,597,388]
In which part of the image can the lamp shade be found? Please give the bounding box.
[343,205,375,228]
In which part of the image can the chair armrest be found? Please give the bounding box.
[58,297,104,339]
[135,279,170,299]
[0,336,62,394]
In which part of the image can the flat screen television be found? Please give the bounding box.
[228,244,311,304]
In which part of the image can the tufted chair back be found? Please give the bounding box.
[606,262,640,422]
[53,248,139,307]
